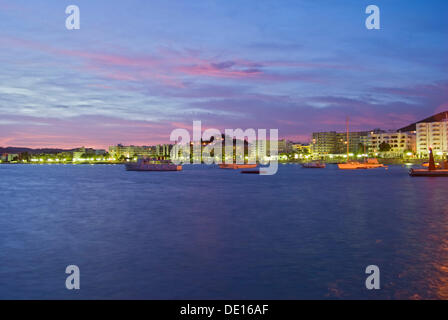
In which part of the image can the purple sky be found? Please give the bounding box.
[0,0,447,148]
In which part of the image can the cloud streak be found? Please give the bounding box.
[0,0,447,147]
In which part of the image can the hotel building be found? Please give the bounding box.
[109,144,155,158]
[369,131,416,155]
[248,140,284,160]
[416,121,448,156]
[291,143,311,154]
[311,131,369,155]
[277,139,292,154]
[155,144,173,157]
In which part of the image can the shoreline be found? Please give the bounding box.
[0,159,428,166]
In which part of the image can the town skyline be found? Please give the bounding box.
[1,0,447,149]
[0,109,445,150]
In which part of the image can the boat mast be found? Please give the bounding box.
[346,116,349,162]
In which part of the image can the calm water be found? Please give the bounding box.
[1,164,448,299]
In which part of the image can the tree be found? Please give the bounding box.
[357,143,366,154]
[20,152,31,161]
[379,142,391,152]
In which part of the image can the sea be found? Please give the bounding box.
[1,163,447,299]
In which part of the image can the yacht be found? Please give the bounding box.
[409,148,448,177]
[363,158,387,169]
[302,162,326,168]
[338,162,368,170]
[337,118,386,170]
[219,163,258,169]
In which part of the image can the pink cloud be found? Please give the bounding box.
[2,36,339,86]
[0,115,179,149]
[177,64,262,79]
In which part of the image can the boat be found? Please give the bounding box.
[338,159,386,170]
[422,162,441,169]
[337,117,387,170]
[241,169,260,174]
[219,163,257,169]
[409,148,448,177]
[338,162,368,170]
[338,158,387,170]
[363,158,387,169]
[338,117,362,170]
[302,162,326,168]
[125,158,182,171]
[410,169,448,177]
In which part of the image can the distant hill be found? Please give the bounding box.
[398,111,448,132]
[0,147,76,154]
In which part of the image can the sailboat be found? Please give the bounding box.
[363,158,387,169]
[337,118,386,170]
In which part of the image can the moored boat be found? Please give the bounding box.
[338,118,365,170]
[241,170,260,174]
[338,161,368,170]
[363,158,387,169]
[409,169,448,177]
[337,118,386,170]
[338,159,386,170]
[219,163,257,169]
[409,148,448,177]
[302,162,326,168]
[422,162,441,169]
[125,158,182,171]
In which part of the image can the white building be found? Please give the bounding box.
[109,144,154,158]
[369,131,416,155]
[1,153,19,162]
[249,140,278,161]
[416,121,448,156]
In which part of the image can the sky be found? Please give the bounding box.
[0,0,447,149]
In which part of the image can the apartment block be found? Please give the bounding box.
[109,144,155,158]
[369,131,416,155]
[311,131,369,155]
[416,121,448,156]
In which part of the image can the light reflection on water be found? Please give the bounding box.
[0,163,448,299]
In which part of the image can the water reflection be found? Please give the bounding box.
[0,164,448,299]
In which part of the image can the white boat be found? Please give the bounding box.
[302,162,326,168]
[125,158,182,171]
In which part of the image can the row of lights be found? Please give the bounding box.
[30,158,121,162]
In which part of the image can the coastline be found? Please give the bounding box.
[0,159,428,165]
